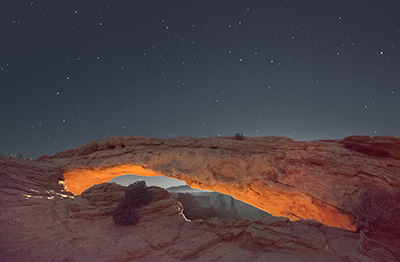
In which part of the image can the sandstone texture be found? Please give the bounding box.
[36,135,400,229]
[1,135,400,261]
[0,155,399,261]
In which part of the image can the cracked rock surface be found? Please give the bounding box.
[36,135,400,229]
[1,150,400,261]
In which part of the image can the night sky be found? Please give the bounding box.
[1,0,400,159]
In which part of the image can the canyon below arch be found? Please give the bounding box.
[1,135,400,261]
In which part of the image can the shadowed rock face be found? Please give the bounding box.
[34,135,400,230]
[1,155,400,261]
[177,193,217,220]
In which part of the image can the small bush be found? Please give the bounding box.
[349,188,400,233]
[234,132,245,140]
[125,181,153,208]
[113,181,153,225]
[112,202,140,225]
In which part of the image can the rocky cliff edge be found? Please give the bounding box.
[1,135,400,261]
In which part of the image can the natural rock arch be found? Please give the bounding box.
[37,135,400,230]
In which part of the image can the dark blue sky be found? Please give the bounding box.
[1,0,399,159]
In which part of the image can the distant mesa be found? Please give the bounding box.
[175,193,217,220]
[166,184,207,193]
[167,185,269,221]
[215,196,240,219]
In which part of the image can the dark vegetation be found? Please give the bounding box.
[113,181,153,225]
[8,153,23,159]
[348,188,400,233]
[234,132,245,140]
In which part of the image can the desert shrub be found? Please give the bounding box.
[349,188,400,233]
[125,181,153,208]
[113,181,153,225]
[234,132,245,140]
[112,202,140,225]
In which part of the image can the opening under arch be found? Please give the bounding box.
[64,167,272,221]
[108,174,188,189]
[63,164,355,230]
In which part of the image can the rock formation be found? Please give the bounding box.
[177,193,217,220]
[192,194,212,208]
[1,153,400,261]
[213,194,227,210]
[214,195,241,219]
[35,135,400,230]
[168,186,270,221]
[228,197,241,219]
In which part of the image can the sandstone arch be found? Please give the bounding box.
[37,135,400,230]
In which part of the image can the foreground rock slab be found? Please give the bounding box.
[36,135,400,230]
[1,154,400,261]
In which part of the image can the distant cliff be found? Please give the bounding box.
[177,193,217,220]
[213,195,241,219]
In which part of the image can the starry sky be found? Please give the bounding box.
[1,0,400,159]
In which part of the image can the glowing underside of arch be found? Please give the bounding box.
[63,164,163,195]
[63,164,355,231]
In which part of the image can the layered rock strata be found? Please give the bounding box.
[1,154,400,261]
[36,135,400,230]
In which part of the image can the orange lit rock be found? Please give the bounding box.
[63,165,161,195]
[1,152,400,261]
[35,135,400,230]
